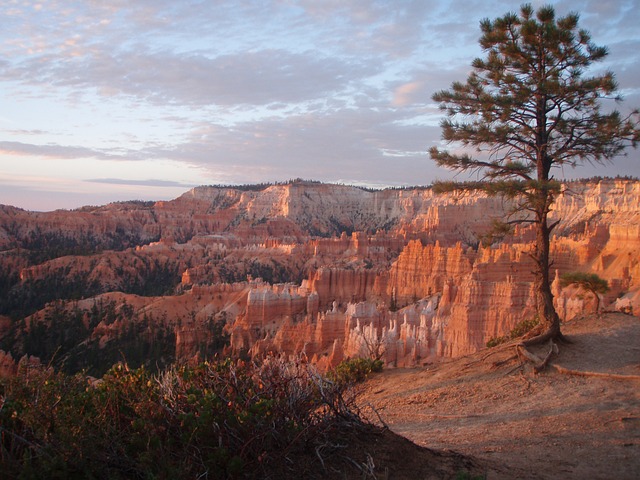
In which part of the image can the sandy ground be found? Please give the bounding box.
[358,312,640,479]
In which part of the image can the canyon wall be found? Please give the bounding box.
[1,179,638,374]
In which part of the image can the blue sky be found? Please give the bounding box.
[1,0,638,211]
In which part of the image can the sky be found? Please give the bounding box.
[1,0,638,211]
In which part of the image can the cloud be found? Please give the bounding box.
[0,141,122,160]
[5,48,380,108]
[392,81,426,107]
[86,178,197,188]
[1,1,388,109]
[147,103,443,187]
[5,128,50,136]
[1,0,639,211]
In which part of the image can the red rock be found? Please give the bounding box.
[1,179,639,373]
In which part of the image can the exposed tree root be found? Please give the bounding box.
[492,354,518,369]
[516,340,640,379]
[516,340,558,373]
[480,342,517,361]
[535,341,558,373]
[515,344,543,366]
[458,343,516,372]
[503,362,525,376]
[521,327,568,347]
[551,365,640,381]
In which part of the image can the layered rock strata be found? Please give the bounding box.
[1,179,638,373]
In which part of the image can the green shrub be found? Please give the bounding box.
[329,357,384,385]
[486,336,507,348]
[509,316,539,339]
[486,316,540,347]
[0,356,366,479]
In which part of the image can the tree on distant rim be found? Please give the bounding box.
[559,271,609,314]
[429,3,638,347]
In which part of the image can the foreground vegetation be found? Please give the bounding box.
[0,357,381,479]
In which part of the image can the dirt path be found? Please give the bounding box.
[358,313,640,479]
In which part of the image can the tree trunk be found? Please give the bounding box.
[593,292,601,313]
[527,88,563,346]
[523,194,562,346]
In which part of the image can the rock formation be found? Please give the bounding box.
[0,178,638,374]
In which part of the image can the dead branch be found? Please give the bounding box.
[315,445,327,471]
[359,402,389,429]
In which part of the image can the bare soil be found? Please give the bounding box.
[357,312,640,479]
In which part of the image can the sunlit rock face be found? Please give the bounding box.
[1,179,638,371]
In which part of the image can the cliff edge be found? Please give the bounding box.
[359,312,640,479]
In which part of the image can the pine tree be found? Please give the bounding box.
[430,4,638,344]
